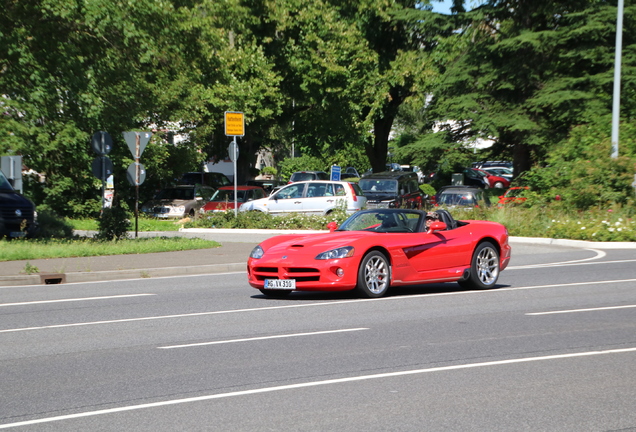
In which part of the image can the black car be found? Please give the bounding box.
[0,170,37,238]
[358,171,424,209]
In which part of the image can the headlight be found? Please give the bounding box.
[250,245,264,259]
[315,246,354,260]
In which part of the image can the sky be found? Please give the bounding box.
[431,0,483,15]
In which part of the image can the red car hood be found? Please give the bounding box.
[260,231,370,256]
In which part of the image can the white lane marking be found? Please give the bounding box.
[0,294,155,307]
[3,278,636,334]
[1,346,635,429]
[158,328,369,349]
[527,304,636,316]
[507,248,607,269]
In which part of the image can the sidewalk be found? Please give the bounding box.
[0,229,324,287]
[1,229,635,287]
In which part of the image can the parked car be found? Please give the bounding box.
[200,186,267,213]
[239,180,366,216]
[472,160,513,170]
[0,169,37,238]
[400,165,425,183]
[340,167,361,180]
[178,172,231,189]
[141,185,215,218]
[482,166,513,180]
[248,208,511,298]
[288,171,329,183]
[358,171,424,209]
[435,185,491,209]
[462,168,489,188]
[246,179,285,195]
[472,168,510,189]
[498,186,529,206]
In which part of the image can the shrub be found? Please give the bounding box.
[95,207,132,240]
[34,209,74,238]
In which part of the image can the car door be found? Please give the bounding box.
[302,182,337,215]
[401,223,474,280]
[266,183,306,215]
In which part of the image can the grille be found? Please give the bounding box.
[0,205,34,222]
[253,266,321,282]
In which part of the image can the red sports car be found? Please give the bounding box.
[247,209,511,298]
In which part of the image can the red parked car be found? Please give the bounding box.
[200,186,266,213]
[498,186,529,206]
[473,168,510,189]
[247,208,511,298]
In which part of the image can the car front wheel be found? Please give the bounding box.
[356,251,390,298]
[458,241,500,289]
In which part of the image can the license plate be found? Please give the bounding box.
[264,279,295,290]
[10,231,26,238]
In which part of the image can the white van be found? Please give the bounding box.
[239,181,366,216]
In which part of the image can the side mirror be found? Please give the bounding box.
[327,221,338,232]
[427,221,447,233]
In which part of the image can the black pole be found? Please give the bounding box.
[135,185,139,238]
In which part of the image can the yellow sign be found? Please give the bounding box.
[225,111,245,136]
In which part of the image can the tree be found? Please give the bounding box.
[249,0,447,173]
[423,0,636,176]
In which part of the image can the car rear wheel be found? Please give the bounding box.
[356,251,390,298]
[493,181,505,188]
[259,289,291,298]
[458,241,500,289]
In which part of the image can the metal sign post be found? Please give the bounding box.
[91,132,113,212]
[123,132,151,238]
[224,112,244,217]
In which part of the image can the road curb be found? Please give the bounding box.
[509,237,636,249]
[1,262,246,287]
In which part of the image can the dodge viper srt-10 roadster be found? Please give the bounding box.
[247,209,511,298]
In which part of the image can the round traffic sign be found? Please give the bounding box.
[91,156,114,180]
[126,162,146,186]
[91,131,113,155]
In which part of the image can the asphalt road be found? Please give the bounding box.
[1,244,635,431]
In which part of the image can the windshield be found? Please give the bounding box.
[337,209,421,233]
[0,170,14,191]
[211,189,247,202]
[438,192,476,206]
[358,179,398,193]
[155,188,194,200]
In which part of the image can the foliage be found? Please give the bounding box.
[419,1,636,177]
[261,166,278,176]
[22,262,40,275]
[277,155,327,182]
[95,207,131,241]
[419,183,436,197]
[519,121,636,210]
[187,208,350,231]
[35,210,74,238]
[0,237,220,262]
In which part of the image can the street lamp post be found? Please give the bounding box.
[611,0,624,159]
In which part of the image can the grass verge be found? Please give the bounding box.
[0,237,220,262]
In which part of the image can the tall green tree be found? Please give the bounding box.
[424,0,636,176]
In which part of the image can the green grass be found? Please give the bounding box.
[67,217,183,232]
[0,237,220,262]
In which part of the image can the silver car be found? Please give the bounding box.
[239,181,366,216]
[141,185,215,218]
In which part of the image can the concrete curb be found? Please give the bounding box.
[3,262,247,287]
[509,236,636,249]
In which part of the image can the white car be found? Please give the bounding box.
[239,181,366,216]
